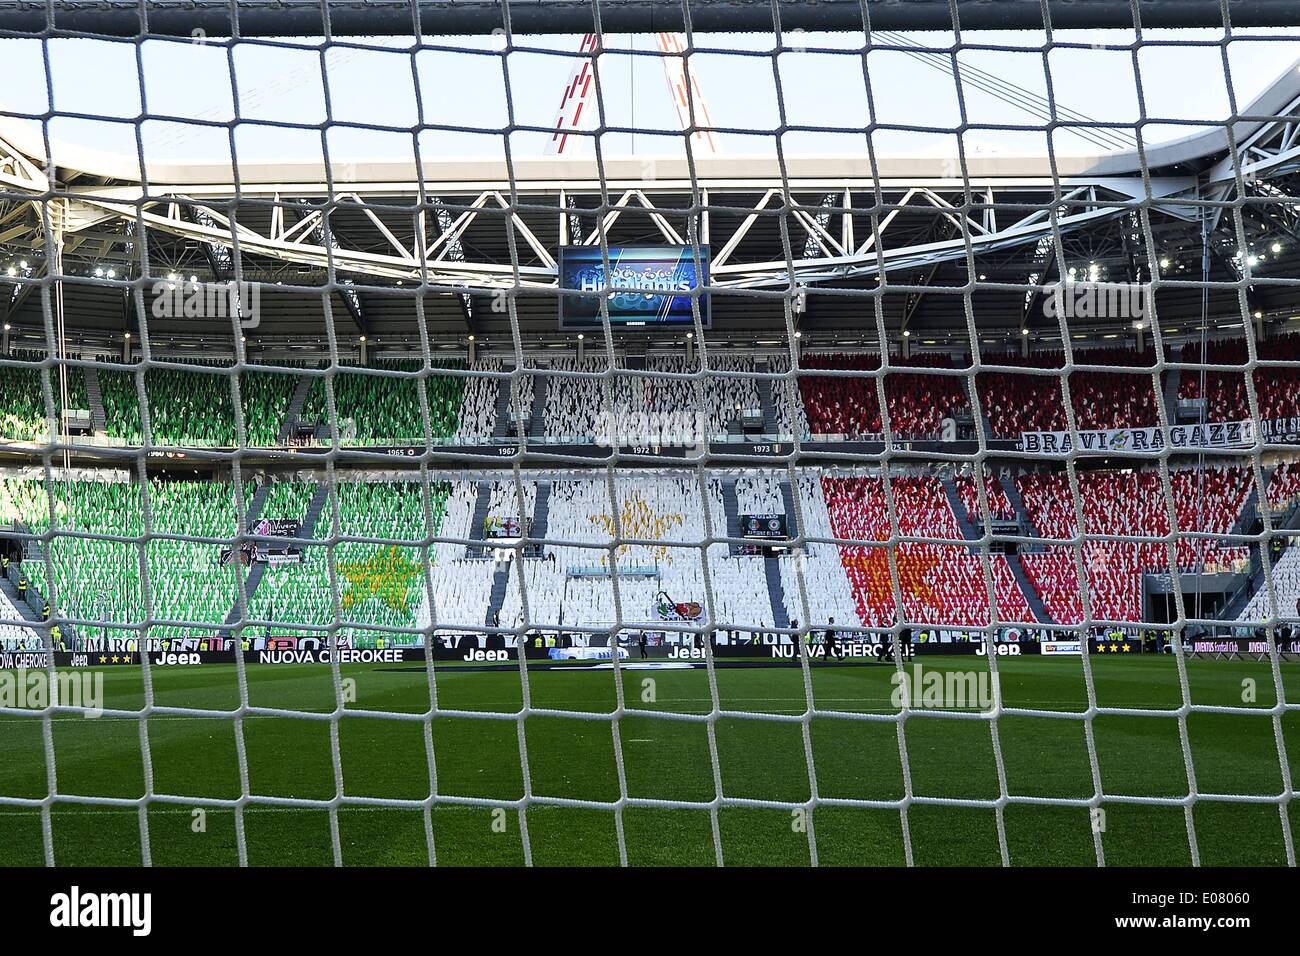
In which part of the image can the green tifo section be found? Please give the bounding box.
[0,657,1294,866]
[0,358,89,443]
[247,480,450,643]
[98,362,297,447]
[0,478,248,639]
[298,360,465,445]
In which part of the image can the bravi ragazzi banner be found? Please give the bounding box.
[1019,420,1255,455]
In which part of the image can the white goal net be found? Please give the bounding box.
[0,0,1296,868]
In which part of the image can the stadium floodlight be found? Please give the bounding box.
[0,0,1295,876]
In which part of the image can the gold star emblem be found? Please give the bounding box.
[592,493,684,564]
[339,546,421,614]
[98,655,107,663]
[1121,643,1131,652]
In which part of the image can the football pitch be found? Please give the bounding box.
[1,657,1296,867]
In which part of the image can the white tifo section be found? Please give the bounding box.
[417,482,492,630]
[453,361,537,442]
[452,360,502,442]
[734,473,785,513]
[768,354,811,440]
[540,356,761,442]
[0,587,37,644]
[1238,546,1300,622]
[415,479,541,630]
[780,474,859,627]
[496,476,775,630]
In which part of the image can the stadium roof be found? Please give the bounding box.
[0,55,1298,360]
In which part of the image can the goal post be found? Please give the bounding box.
[2,0,1299,38]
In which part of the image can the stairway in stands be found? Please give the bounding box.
[939,475,981,546]
[221,481,327,631]
[528,362,548,443]
[531,481,552,541]
[760,478,796,630]
[491,370,514,439]
[755,360,779,435]
[1162,362,1183,423]
[720,478,742,548]
[277,374,316,444]
[943,474,1053,624]
[999,473,1041,540]
[83,363,107,435]
[484,562,513,628]
[466,481,493,557]
[1,566,44,624]
[1003,553,1054,625]
[2,513,75,638]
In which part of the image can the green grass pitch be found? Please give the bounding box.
[1,657,1296,866]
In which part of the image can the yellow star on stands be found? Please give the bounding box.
[339,546,420,614]
[98,655,107,663]
[1121,643,1131,652]
[110,655,120,663]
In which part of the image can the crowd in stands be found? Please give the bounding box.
[978,348,1161,437]
[0,358,88,443]
[1179,334,1300,425]
[1016,466,1250,622]
[795,353,968,439]
[820,475,1035,627]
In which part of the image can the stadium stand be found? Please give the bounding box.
[779,474,863,628]
[1238,545,1300,624]
[821,474,1035,627]
[297,360,465,445]
[0,587,37,643]
[1016,466,1251,623]
[496,476,776,630]
[540,355,760,443]
[955,471,1017,524]
[0,476,244,639]
[98,362,297,446]
[768,353,812,440]
[1179,334,1300,425]
[795,353,968,439]
[0,358,88,442]
[978,348,1161,437]
[247,479,452,639]
[1268,461,1300,509]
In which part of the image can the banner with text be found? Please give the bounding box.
[1019,420,1256,455]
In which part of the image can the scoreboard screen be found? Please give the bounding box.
[558,245,710,329]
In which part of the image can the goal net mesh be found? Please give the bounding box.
[0,0,1295,867]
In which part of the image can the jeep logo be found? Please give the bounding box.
[462,649,509,662]
[150,652,201,666]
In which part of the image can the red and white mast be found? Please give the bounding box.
[545,32,719,156]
